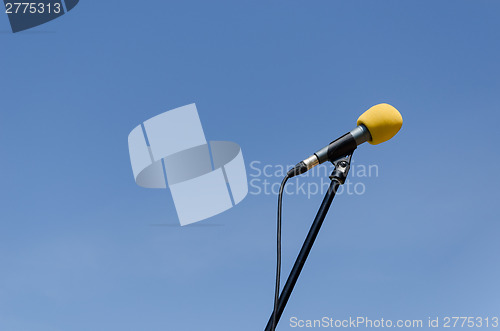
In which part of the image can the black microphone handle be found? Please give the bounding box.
[314,132,358,164]
[287,132,358,178]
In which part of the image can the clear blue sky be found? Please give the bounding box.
[1,1,499,330]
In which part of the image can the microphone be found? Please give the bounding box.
[287,103,403,178]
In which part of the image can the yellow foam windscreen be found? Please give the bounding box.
[357,103,403,145]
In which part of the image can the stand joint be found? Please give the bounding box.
[329,153,353,185]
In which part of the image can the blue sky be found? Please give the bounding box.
[1,1,499,330]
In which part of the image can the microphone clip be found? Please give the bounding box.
[329,153,353,185]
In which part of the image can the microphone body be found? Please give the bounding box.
[287,103,402,178]
[287,125,370,178]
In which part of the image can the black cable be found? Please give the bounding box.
[272,174,289,331]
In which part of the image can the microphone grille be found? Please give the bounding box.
[357,103,403,145]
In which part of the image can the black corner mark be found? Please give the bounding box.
[3,0,79,33]
[64,0,77,11]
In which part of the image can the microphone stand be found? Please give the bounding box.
[264,153,353,331]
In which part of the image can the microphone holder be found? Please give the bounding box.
[264,153,353,331]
